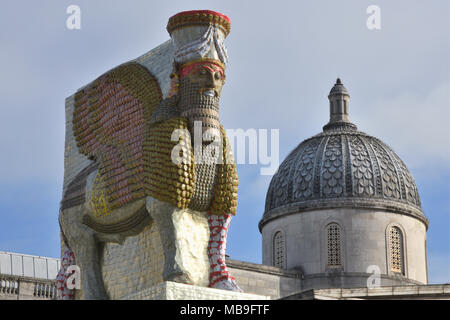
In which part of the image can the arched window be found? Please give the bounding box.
[273,231,285,268]
[326,223,343,268]
[389,226,405,275]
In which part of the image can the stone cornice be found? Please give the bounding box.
[227,258,302,278]
[260,197,428,232]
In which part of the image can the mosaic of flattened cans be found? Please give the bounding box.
[90,172,111,218]
[189,162,218,211]
[144,117,196,209]
[73,63,162,211]
[72,57,239,216]
[209,126,239,215]
[167,11,231,37]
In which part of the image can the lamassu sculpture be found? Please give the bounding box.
[57,10,241,299]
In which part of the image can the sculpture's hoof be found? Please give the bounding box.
[164,271,194,285]
[211,277,243,292]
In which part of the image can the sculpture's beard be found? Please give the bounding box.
[178,77,222,212]
[178,77,221,134]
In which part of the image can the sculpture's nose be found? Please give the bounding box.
[205,72,215,87]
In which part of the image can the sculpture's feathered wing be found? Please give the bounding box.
[72,62,162,211]
[72,61,237,221]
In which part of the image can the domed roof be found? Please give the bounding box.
[260,79,427,230]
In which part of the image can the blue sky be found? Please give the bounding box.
[0,0,448,284]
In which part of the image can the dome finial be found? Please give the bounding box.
[323,78,357,131]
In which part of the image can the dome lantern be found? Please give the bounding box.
[323,78,357,131]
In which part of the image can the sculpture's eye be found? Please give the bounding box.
[214,72,222,80]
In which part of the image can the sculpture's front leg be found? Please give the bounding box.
[56,248,76,300]
[58,205,109,300]
[207,214,242,292]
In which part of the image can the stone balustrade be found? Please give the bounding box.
[0,274,57,300]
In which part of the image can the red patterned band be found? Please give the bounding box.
[167,10,231,36]
[179,60,225,79]
[169,10,230,23]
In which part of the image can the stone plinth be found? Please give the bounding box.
[121,281,270,300]
[101,205,211,300]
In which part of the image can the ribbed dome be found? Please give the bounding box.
[261,79,427,229]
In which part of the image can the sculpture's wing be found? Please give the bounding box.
[72,62,162,210]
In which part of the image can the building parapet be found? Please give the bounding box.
[282,284,450,300]
[0,274,57,300]
[0,251,60,280]
[227,258,302,278]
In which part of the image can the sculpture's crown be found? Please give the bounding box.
[168,10,231,67]
[167,10,231,36]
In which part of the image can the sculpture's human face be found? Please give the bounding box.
[178,60,225,132]
[180,61,225,98]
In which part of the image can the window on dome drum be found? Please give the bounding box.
[389,226,405,275]
[326,223,343,268]
[273,231,285,269]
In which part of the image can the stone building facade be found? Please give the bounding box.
[259,79,429,291]
[0,251,59,300]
